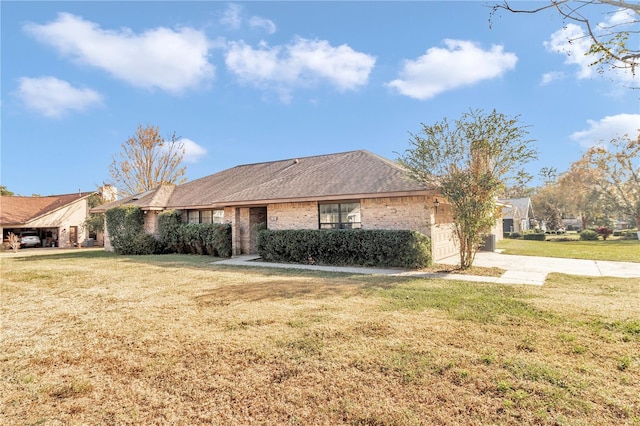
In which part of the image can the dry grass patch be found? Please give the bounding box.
[2,251,638,425]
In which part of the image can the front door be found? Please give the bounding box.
[248,207,267,254]
[69,226,78,247]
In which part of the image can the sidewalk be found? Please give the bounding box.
[213,253,640,286]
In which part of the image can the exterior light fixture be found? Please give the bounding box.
[433,198,440,214]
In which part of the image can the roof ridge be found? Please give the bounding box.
[216,151,353,202]
[232,149,364,169]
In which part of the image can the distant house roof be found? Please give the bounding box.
[93,150,435,212]
[0,192,95,225]
[500,197,534,220]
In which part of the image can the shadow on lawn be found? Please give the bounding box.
[195,275,399,304]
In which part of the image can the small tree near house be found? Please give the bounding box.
[399,109,537,269]
[8,232,20,253]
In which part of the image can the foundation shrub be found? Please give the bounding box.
[157,210,182,253]
[106,205,158,255]
[256,229,431,268]
[157,211,231,257]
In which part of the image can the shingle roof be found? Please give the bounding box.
[92,150,433,212]
[0,192,94,225]
[167,150,431,208]
[500,197,533,220]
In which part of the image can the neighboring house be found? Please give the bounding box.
[500,197,535,233]
[1,192,96,248]
[94,150,502,261]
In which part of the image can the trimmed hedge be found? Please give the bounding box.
[106,205,158,255]
[503,232,522,239]
[256,229,431,268]
[106,207,232,257]
[523,233,546,241]
[157,210,232,257]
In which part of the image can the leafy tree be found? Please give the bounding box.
[556,155,605,229]
[585,132,640,228]
[109,124,187,197]
[399,109,537,269]
[0,186,14,196]
[502,170,536,198]
[536,199,563,231]
[82,192,108,235]
[491,1,639,78]
[538,167,558,186]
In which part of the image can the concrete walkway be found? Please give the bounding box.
[213,252,640,286]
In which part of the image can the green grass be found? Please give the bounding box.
[2,250,639,425]
[498,238,640,262]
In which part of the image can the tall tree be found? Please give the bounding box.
[585,132,640,228]
[109,125,187,197]
[491,1,639,78]
[557,155,605,229]
[399,109,537,269]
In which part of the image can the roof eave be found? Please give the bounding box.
[168,189,437,210]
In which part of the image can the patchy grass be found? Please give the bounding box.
[498,238,640,262]
[2,251,639,425]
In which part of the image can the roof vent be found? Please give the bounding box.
[294,159,299,164]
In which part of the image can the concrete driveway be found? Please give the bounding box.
[438,251,640,285]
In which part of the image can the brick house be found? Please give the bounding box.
[1,192,96,248]
[94,150,473,261]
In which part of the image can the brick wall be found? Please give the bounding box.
[360,196,431,235]
[266,202,318,230]
[143,211,159,237]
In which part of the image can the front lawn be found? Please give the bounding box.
[498,238,640,262]
[2,251,639,424]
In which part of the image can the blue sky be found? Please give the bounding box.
[2,1,638,197]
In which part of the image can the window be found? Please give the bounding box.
[319,202,361,229]
[212,210,224,224]
[187,210,200,224]
[201,210,215,224]
[187,209,225,224]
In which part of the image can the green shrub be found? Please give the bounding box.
[523,233,546,241]
[256,229,431,268]
[157,212,232,257]
[106,205,158,255]
[503,232,522,239]
[579,229,599,241]
[157,210,183,253]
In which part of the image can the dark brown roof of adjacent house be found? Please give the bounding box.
[92,150,434,212]
[0,192,95,225]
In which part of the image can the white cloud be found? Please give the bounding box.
[179,138,208,163]
[220,3,276,34]
[386,39,517,100]
[570,114,640,148]
[17,76,103,118]
[220,4,243,30]
[544,23,594,79]
[24,13,215,94]
[249,16,276,35]
[225,37,376,100]
[543,10,637,84]
[541,71,566,85]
